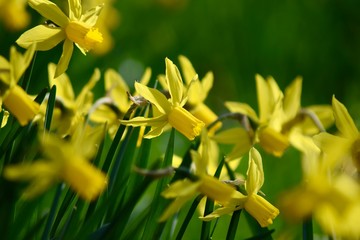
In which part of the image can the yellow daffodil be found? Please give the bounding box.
[201,148,279,228]
[89,67,151,138]
[121,58,204,140]
[0,45,40,126]
[158,55,221,134]
[0,0,30,31]
[4,123,107,201]
[36,63,100,136]
[280,147,360,239]
[159,146,238,221]
[16,0,104,77]
[314,96,360,171]
[223,75,333,158]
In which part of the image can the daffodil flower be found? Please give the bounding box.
[280,145,360,239]
[0,45,39,126]
[201,148,279,228]
[120,58,204,140]
[16,0,103,77]
[314,95,360,171]
[36,62,100,136]
[158,55,221,134]
[4,123,107,201]
[89,67,151,138]
[223,75,333,159]
[159,147,238,223]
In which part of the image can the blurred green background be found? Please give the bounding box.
[2,0,360,238]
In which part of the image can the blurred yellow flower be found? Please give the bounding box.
[223,75,333,159]
[4,124,107,201]
[201,148,279,227]
[16,0,104,77]
[314,96,360,171]
[121,58,204,140]
[280,148,360,238]
[0,0,30,31]
[36,63,100,136]
[89,67,151,138]
[0,45,39,126]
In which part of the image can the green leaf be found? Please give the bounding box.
[44,85,56,131]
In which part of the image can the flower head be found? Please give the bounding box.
[0,45,39,126]
[4,123,107,201]
[121,58,204,140]
[16,0,103,77]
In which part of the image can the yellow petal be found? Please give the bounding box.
[283,76,302,120]
[28,0,69,27]
[16,25,66,51]
[121,115,167,127]
[246,148,264,194]
[139,67,152,86]
[143,122,168,139]
[48,63,75,105]
[162,179,201,198]
[256,74,272,122]
[190,103,222,133]
[80,4,104,26]
[225,101,259,122]
[178,55,196,85]
[55,39,73,78]
[68,0,82,20]
[10,45,36,83]
[201,71,214,97]
[213,127,250,144]
[332,96,358,139]
[200,205,240,221]
[105,69,130,113]
[134,81,171,114]
[165,58,183,105]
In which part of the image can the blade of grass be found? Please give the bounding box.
[176,194,203,240]
[141,128,175,240]
[303,217,313,240]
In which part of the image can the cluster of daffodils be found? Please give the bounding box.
[1,0,359,239]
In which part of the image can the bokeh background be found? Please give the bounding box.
[2,0,360,238]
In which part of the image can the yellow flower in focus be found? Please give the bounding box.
[89,67,151,138]
[0,45,39,126]
[16,0,104,77]
[0,0,30,31]
[4,123,107,201]
[121,58,204,140]
[36,63,100,137]
[158,55,221,134]
[201,148,279,228]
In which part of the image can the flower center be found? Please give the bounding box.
[258,127,289,157]
[65,21,103,51]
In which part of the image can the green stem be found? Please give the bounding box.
[303,217,313,240]
[41,184,62,240]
